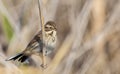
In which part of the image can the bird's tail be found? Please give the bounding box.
[6,53,29,62]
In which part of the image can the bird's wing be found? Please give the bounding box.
[24,31,43,53]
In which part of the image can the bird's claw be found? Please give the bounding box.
[40,64,47,69]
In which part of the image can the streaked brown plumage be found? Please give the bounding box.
[6,21,57,63]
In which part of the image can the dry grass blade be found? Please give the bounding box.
[38,0,46,68]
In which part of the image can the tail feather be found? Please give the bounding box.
[18,55,29,62]
[6,53,23,61]
[6,53,29,62]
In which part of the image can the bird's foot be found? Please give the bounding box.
[40,64,47,69]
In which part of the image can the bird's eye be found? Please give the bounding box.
[50,27,52,29]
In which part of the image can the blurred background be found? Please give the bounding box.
[0,0,120,74]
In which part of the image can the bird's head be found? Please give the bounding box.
[44,21,57,37]
[45,21,56,31]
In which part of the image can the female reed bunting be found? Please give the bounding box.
[6,21,57,64]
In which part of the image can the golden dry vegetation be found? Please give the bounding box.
[0,0,120,74]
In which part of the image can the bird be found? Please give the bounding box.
[6,21,57,63]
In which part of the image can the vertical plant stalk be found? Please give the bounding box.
[38,0,46,69]
[91,0,111,73]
